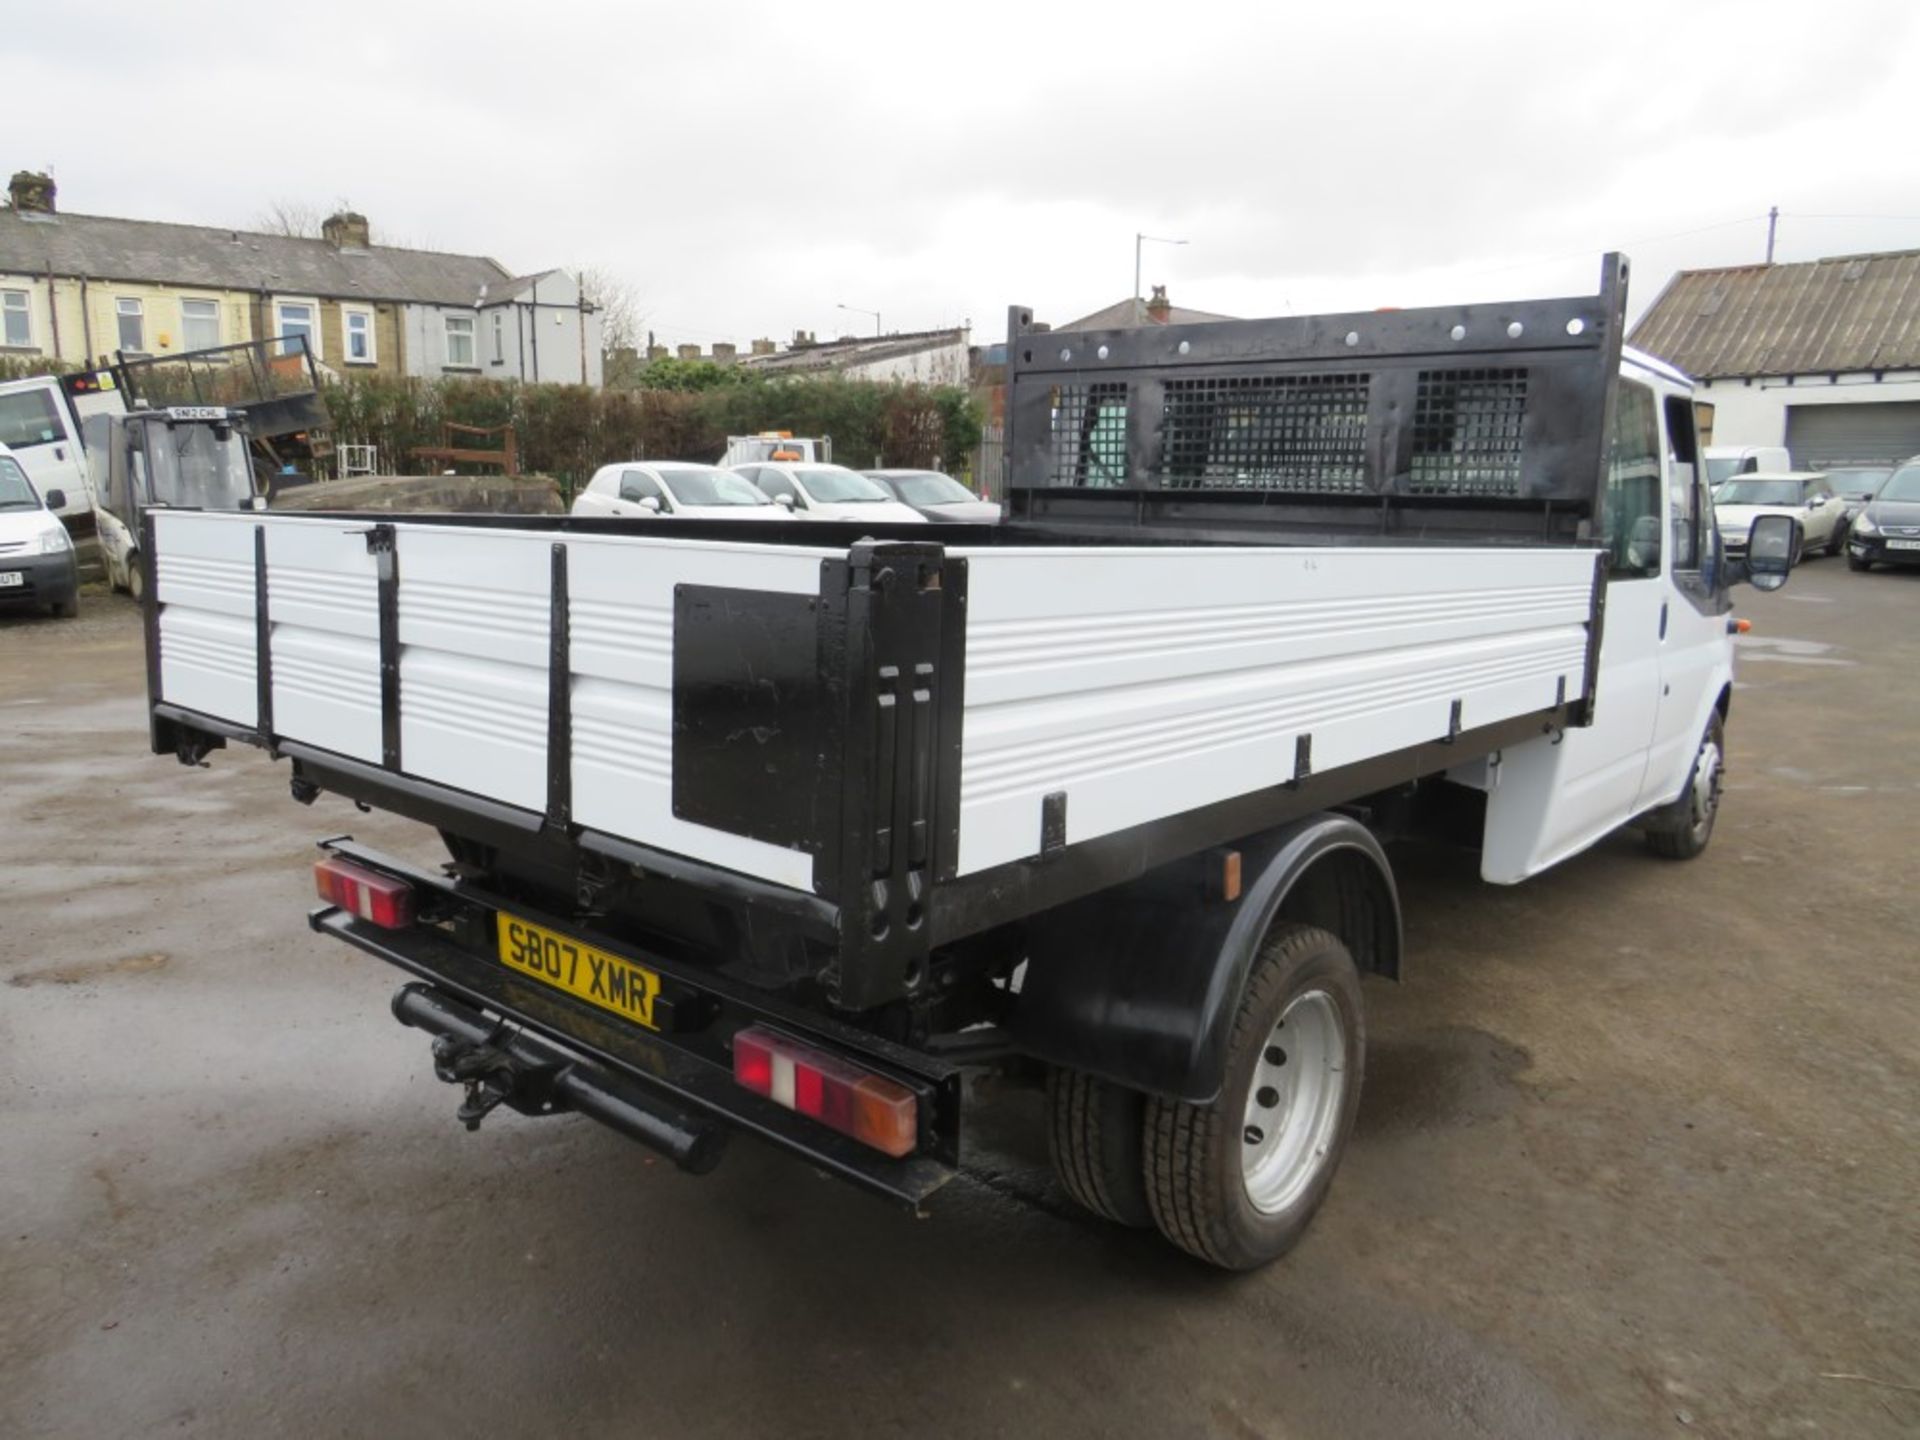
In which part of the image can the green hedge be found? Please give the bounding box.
[320,373,983,493]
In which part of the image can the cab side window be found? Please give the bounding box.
[617,470,662,504]
[756,471,798,504]
[1663,394,1704,572]
[1604,381,1663,578]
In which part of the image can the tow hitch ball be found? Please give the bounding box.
[431,1033,556,1131]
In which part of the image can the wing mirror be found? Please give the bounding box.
[773,493,795,510]
[1742,514,1798,592]
[44,488,66,511]
[638,494,662,514]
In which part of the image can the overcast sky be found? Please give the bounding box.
[13,0,1920,348]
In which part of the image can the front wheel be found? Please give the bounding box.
[1143,923,1364,1270]
[1847,551,1871,573]
[1645,714,1725,860]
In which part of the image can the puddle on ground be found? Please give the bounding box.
[1358,1025,1533,1136]
[9,951,171,987]
[1734,635,1854,666]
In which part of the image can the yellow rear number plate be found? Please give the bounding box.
[496,913,660,1030]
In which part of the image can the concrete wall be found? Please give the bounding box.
[1696,371,1920,451]
[843,338,970,387]
[407,271,605,388]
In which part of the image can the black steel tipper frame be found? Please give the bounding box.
[1004,254,1630,544]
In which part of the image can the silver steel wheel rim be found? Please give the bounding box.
[1241,990,1348,1216]
[1690,738,1723,838]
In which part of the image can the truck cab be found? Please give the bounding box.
[0,372,126,522]
[86,406,259,599]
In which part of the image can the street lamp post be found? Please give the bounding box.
[1135,233,1188,316]
[836,302,881,336]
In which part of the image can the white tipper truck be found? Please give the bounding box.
[137,255,1798,1269]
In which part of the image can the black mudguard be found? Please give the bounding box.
[1011,812,1400,1105]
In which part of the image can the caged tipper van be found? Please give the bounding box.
[136,255,1799,1269]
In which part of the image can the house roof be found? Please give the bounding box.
[1058,296,1238,331]
[1628,249,1920,379]
[740,327,967,374]
[479,270,568,306]
[0,207,512,307]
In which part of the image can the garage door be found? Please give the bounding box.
[1786,401,1920,466]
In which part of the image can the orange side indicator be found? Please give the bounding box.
[1221,850,1243,903]
[1730,618,1752,635]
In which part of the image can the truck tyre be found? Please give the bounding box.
[1047,1068,1153,1227]
[1143,923,1364,1270]
[1643,714,1724,860]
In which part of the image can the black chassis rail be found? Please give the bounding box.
[308,838,963,1211]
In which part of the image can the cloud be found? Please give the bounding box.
[10,0,1920,344]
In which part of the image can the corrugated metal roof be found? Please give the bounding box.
[739,327,966,374]
[1628,249,1920,378]
[0,208,511,307]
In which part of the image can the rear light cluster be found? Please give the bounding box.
[731,1025,919,1158]
[314,856,416,929]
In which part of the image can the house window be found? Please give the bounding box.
[1,289,30,348]
[445,314,476,367]
[275,301,318,360]
[116,298,146,353]
[492,310,505,363]
[344,308,376,364]
[181,298,221,351]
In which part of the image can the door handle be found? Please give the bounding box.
[1658,601,1669,640]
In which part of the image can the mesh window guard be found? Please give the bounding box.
[1157,374,1371,491]
[1409,368,1529,496]
[1048,382,1130,486]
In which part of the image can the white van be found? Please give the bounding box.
[1704,444,1791,492]
[0,372,127,520]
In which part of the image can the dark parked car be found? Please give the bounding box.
[1823,464,1895,530]
[862,469,1001,523]
[1845,460,1920,571]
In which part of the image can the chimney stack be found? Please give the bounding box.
[1147,285,1172,324]
[321,210,371,249]
[8,170,55,216]
[646,344,668,361]
[751,337,776,356]
[711,342,737,365]
[791,329,816,349]
[677,343,702,362]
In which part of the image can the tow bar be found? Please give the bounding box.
[391,983,728,1174]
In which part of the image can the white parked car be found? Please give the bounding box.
[731,463,927,523]
[1704,444,1792,493]
[864,469,1002,523]
[1715,471,1849,559]
[572,462,780,520]
[0,441,80,618]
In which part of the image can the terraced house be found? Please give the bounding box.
[0,171,602,386]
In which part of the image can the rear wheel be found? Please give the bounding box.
[1047,1068,1152,1227]
[1827,521,1847,557]
[1645,714,1724,860]
[1143,923,1364,1270]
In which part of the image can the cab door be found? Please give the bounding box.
[1481,379,1668,880]
[1637,391,1730,813]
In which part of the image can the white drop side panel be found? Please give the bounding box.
[265,518,381,764]
[154,511,257,728]
[951,545,1599,876]
[398,528,550,811]
[565,534,834,892]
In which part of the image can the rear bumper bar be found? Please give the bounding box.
[309,840,962,1211]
